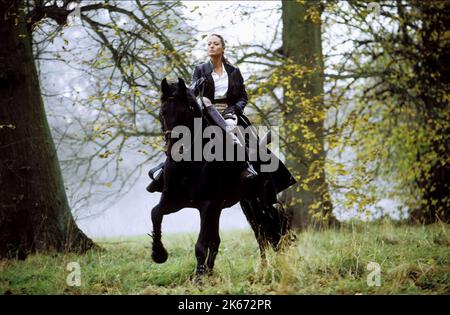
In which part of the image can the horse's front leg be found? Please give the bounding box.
[151,200,168,263]
[205,208,221,274]
[195,207,208,276]
[150,158,180,264]
[195,204,222,276]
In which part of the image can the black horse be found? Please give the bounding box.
[149,77,294,276]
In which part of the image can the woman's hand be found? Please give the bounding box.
[223,105,243,116]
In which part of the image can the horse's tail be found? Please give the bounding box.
[240,197,294,251]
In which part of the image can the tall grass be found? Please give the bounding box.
[1,221,449,294]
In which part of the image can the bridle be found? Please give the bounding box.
[161,93,204,156]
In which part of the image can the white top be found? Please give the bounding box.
[210,60,228,100]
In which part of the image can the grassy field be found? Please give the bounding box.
[1,220,449,294]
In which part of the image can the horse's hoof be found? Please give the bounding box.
[196,265,207,276]
[151,243,168,264]
[191,266,210,285]
[191,273,204,285]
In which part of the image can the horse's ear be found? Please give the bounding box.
[161,78,170,96]
[178,77,187,97]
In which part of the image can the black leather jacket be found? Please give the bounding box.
[190,60,248,115]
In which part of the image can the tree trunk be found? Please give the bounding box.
[280,0,339,230]
[0,1,95,259]
[409,0,450,224]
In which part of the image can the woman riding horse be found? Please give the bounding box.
[147,35,297,275]
[148,33,258,192]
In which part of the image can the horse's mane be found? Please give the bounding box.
[158,81,200,133]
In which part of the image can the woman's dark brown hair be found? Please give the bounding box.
[210,33,230,65]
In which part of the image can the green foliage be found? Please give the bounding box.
[322,1,450,222]
[31,0,198,213]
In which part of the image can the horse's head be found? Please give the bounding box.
[159,77,202,155]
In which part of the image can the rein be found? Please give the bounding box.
[161,94,204,157]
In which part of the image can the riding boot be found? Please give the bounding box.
[204,105,257,181]
[146,168,164,193]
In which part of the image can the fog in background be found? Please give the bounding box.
[39,1,404,238]
[41,1,280,238]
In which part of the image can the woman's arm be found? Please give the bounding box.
[224,68,247,116]
[234,68,248,115]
